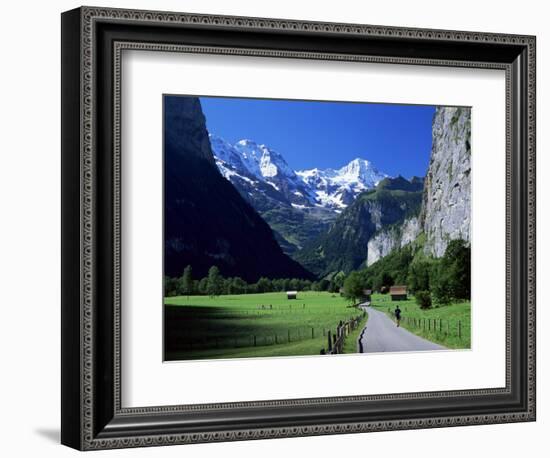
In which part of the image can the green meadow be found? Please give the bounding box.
[164,291,363,360]
[369,293,471,349]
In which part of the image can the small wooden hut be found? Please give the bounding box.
[389,285,407,301]
[286,291,297,300]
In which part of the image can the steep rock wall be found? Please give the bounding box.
[366,217,421,266]
[420,106,471,257]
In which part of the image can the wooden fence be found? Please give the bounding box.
[320,310,367,355]
[165,306,368,354]
[386,307,464,339]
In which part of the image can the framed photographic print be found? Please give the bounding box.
[61,6,536,450]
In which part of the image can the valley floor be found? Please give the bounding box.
[163,291,471,361]
[164,291,362,361]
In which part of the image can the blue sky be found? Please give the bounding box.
[199,96,436,178]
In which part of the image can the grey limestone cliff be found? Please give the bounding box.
[420,106,471,257]
[365,106,471,265]
[366,217,421,266]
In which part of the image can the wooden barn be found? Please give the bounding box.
[362,289,372,301]
[389,285,407,301]
[286,291,297,300]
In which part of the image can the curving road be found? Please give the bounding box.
[358,305,446,353]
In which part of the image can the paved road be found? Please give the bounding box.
[358,306,446,353]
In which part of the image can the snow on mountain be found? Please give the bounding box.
[297,158,388,209]
[334,158,387,188]
[209,133,388,211]
[209,135,254,183]
[209,135,246,171]
[232,139,294,180]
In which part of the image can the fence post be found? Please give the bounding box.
[254,335,256,347]
[327,330,332,352]
[275,334,278,345]
[458,321,462,339]
[312,327,315,339]
[288,329,291,343]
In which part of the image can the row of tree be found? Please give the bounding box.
[341,239,471,307]
[164,239,470,307]
[164,266,346,298]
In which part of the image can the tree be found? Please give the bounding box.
[197,277,208,295]
[179,265,194,297]
[230,277,247,294]
[431,263,453,304]
[222,278,233,295]
[206,266,223,297]
[289,278,300,291]
[431,239,470,304]
[444,239,471,299]
[301,279,312,291]
[246,282,258,294]
[374,271,394,292]
[415,290,432,309]
[343,271,365,304]
[256,277,272,293]
[272,278,285,292]
[318,279,330,291]
[282,278,292,291]
[164,276,179,297]
[328,271,345,293]
[407,260,431,293]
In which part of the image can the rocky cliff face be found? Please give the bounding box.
[164,96,217,167]
[365,107,471,265]
[294,181,423,277]
[164,96,313,281]
[366,217,421,266]
[420,107,471,257]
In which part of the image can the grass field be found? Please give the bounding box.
[164,291,364,360]
[369,293,471,349]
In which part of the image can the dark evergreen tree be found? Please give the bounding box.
[206,266,224,297]
[179,265,194,296]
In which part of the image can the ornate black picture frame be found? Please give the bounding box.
[61,6,536,450]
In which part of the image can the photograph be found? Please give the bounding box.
[163,95,472,361]
[55,3,537,451]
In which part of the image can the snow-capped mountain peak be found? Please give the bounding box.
[209,135,246,170]
[334,157,386,188]
[296,158,388,209]
[233,139,295,180]
[209,133,389,211]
